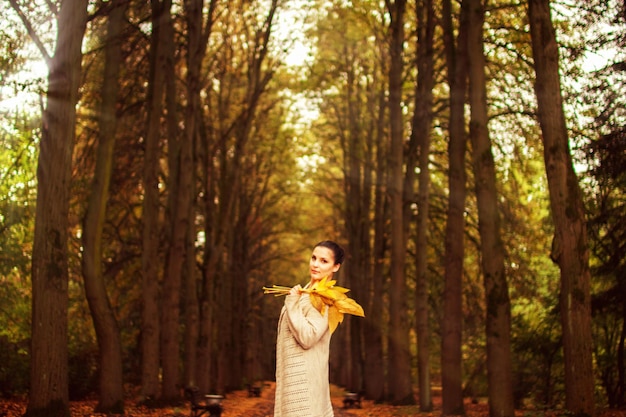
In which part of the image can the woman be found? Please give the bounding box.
[273,240,345,417]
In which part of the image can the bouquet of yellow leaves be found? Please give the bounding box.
[263,276,365,334]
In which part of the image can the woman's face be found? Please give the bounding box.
[309,246,341,282]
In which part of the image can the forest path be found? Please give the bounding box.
[4,384,626,417]
[0,381,361,417]
[219,381,359,416]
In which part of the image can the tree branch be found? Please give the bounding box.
[7,0,53,68]
[44,0,58,15]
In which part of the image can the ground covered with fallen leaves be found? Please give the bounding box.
[1,382,625,417]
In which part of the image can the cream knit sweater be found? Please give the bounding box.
[274,292,333,417]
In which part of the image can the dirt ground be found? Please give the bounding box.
[2,382,625,417]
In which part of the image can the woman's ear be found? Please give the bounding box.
[332,263,341,273]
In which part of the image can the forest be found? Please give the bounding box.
[0,0,625,416]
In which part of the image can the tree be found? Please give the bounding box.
[440,0,469,413]
[194,0,281,393]
[386,0,414,405]
[412,0,435,410]
[586,131,626,408]
[5,0,89,414]
[180,0,217,392]
[579,3,626,402]
[528,0,595,415]
[466,0,514,415]
[364,52,388,404]
[80,0,128,412]
[140,0,171,401]
[302,0,395,396]
[303,1,381,392]
[159,0,215,399]
[341,19,369,393]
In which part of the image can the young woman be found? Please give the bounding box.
[273,240,345,417]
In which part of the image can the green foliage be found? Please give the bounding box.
[0,112,38,397]
[575,1,626,407]
[0,116,38,278]
[0,23,26,83]
[0,9,41,395]
[584,132,626,408]
[511,299,564,408]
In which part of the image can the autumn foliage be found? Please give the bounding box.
[263,276,365,333]
[2,383,626,417]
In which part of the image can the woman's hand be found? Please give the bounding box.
[289,284,302,296]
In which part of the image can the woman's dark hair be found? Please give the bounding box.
[314,240,345,265]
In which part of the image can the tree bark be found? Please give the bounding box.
[24,0,88,415]
[466,0,514,416]
[140,0,171,400]
[339,39,367,392]
[197,143,221,394]
[363,83,387,402]
[386,0,414,405]
[81,0,127,412]
[528,0,595,415]
[183,182,199,387]
[159,0,209,398]
[181,0,216,391]
[441,0,469,414]
[413,0,435,410]
[197,0,278,393]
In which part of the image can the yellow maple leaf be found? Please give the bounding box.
[327,304,344,334]
[335,297,365,317]
[263,277,365,334]
[310,276,350,301]
[310,292,326,311]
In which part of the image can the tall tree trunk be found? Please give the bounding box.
[81,0,127,412]
[355,95,373,392]
[466,0,514,415]
[182,0,216,391]
[342,47,366,392]
[197,192,218,394]
[615,299,626,407]
[197,262,217,394]
[197,139,223,393]
[217,175,236,393]
[528,1,595,415]
[159,0,211,399]
[413,0,435,410]
[140,0,171,400]
[23,0,88,415]
[229,205,253,389]
[216,0,277,392]
[441,0,469,414]
[386,0,414,405]
[184,181,199,388]
[363,84,387,402]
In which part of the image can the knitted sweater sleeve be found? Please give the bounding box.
[283,294,328,350]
